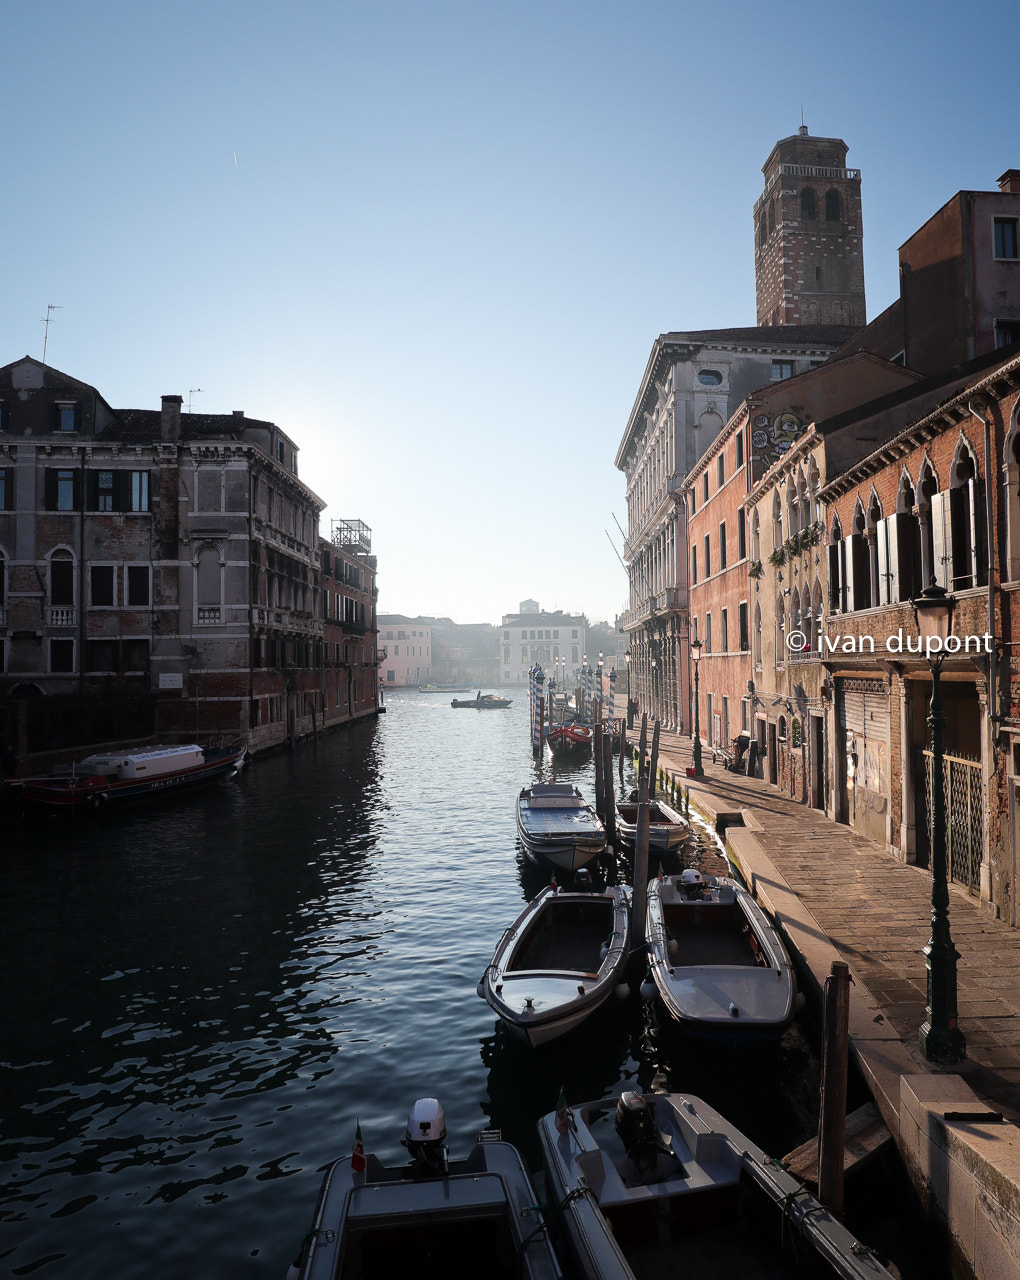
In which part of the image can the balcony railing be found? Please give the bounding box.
[197,607,222,625]
[332,518,372,554]
[49,607,76,627]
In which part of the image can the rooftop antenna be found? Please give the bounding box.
[188,388,204,414]
[40,304,62,364]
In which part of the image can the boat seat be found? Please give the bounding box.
[346,1174,509,1227]
[528,796,580,809]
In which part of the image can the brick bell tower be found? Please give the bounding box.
[754,125,866,328]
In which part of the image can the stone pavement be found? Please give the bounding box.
[642,726,1020,1124]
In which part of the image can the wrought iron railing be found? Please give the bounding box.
[918,748,983,893]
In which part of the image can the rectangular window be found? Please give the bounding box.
[705,613,712,654]
[735,431,744,469]
[995,321,1020,349]
[126,566,150,607]
[96,471,114,511]
[772,360,793,381]
[717,454,725,488]
[0,468,9,510]
[719,522,727,569]
[721,609,729,652]
[702,473,709,502]
[738,602,749,651]
[57,403,77,432]
[50,638,74,672]
[130,471,150,512]
[50,469,77,512]
[124,640,149,672]
[91,565,115,607]
[85,639,117,672]
[994,217,1019,260]
[704,534,711,577]
[691,545,697,584]
[737,509,746,560]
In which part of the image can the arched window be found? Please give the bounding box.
[801,188,816,219]
[768,199,776,236]
[753,602,762,666]
[758,213,767,248]
[776,594,786,665]
[751,507,761,562]
[828,514,844,612]
[790,586,801,632]
[1005,407,1020,580]
[772,490,783,549]
[917,461,939,590]
[808,456,821,527]
[866,493,882,605]
[949,440,985,590]
[825,189,841,221]
[49,548,75,613]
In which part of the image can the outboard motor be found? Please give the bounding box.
[574,867,593,893]
[402,1097,449,1176]
[615,1092,682,1181]
[680,868,706,900]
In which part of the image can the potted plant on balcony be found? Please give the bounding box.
[748,560,764,580]
[768,546,786,568]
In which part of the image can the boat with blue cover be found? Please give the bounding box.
[516,783,606,872]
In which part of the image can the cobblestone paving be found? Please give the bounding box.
[642,725,1020,1118]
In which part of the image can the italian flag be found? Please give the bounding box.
[351,1119,366,1172]
[555,1087,571,1135]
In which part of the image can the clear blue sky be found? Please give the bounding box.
[3,1,1017,626]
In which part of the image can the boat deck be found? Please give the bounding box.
[662,903,761,968]
[507,900,612,972]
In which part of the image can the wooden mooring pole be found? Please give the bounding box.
[818,960,850,1215]
[593,721,605,820]
[603,731,617,851]
[631,773,650,953]
[618,722,626,785]
[638,714,648,786]
[649,719,660,800]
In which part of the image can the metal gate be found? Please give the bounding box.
[917,748,983,893]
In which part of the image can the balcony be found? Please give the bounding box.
[197,607,222,625]
[332,518,372,554]
[48,607,76,627]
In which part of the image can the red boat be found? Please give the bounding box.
[21,738,247,816]
[546,723,594,758]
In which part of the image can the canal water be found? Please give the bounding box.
[1,691,945,1278]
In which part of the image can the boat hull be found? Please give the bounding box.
[615,799,691,853]
[645,872,795,1040]
[538,1093,896,1280]
[516,785,606,872]
[293,1137,561,1280]
[481,885,629,1047]
[22,740,247,815]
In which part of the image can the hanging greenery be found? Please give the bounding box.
[768,546,786,568]
[748,560,764,580]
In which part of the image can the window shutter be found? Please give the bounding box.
[828,542,842,612]
[930,492,954,591]
[877,518,892,604]
[843,535,857,611]
[968,478,987,586]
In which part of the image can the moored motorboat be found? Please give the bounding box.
[20,738,247,816]
[538,1090,898,1280]
[615,797,692,854]
[516,783,606,872]
[288,1098,561,1280]
[451,692,512,708]
[546,723,593,758]
[478,880,630,1047]
[645,869,795,1040]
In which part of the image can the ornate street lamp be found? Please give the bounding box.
[624,649,633,728]
[913,584,966,1065]
[650,655,658,723]
[690,638,704,777]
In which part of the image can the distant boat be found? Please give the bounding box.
[539,1090,897,1280]
[20,739,247,816]
[516,783,606,872]
[478,880,629,1047]
[287,1098,561,1280]
[645,869,796,1040]
[451,693,512,708]
[419,682,473,691]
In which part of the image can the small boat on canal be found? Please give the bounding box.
[451,692,512,708]
[546,723,593,759]
[20,738,247,816]
[516,783,606,872]
[478,879,630,1047]
[645,869,795,1040]
[287,1097,561,1280]
[538,1090,897,1280]
[615,796,692,855]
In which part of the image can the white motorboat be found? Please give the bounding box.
[539,1090,898,1280]
[516,783,606,872]
[288,1098,561,1280]
[646,869,796,1040]
[478,880,629,1048]
[615,797,692,854]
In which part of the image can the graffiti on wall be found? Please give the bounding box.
[750,411,805,471]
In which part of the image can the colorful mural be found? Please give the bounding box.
[750,411,805,471]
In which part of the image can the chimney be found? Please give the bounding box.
[233,410,244,419]
[997,169,1020,194]
[160,394,183,442]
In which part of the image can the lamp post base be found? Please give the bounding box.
[919,941,966,1064]
[919,1019,966,1065]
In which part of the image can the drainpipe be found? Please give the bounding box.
[968,399,997,743]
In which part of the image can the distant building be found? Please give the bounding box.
[499,600,586,687]
[320,521,379,728]
[377,616,431,687]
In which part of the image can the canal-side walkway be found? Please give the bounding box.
[643,726,1020,1280]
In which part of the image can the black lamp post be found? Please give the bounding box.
[624,649,634,729]
[690,638,704,777]
[913,584,966,1065]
